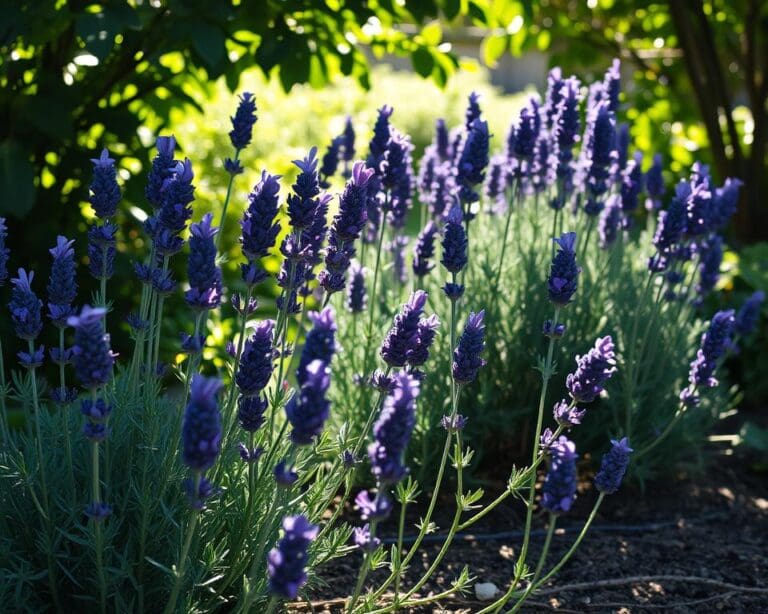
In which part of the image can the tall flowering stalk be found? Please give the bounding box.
[218,92,257,248]
[9,268,62,607]
[69,305,114,614]
[47,235,78,500]
[88,149,121,310]
[164,375,223,614]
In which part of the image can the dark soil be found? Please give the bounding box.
[298,442,768,613]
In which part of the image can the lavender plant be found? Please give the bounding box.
[0,60,751,613]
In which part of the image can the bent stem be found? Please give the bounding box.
[163,472,202,614]
[215,149,240,251]
[493,495,605,612]
[362,285,463,608]
[493,307,560,612]
[509,515,557,613]
[347,519,380,612]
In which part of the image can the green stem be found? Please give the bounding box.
[392,492,409,606]
[501,307,559,606]
[215,149,240,251]
[59,327,76,505]
[29,346,62,610]
[347,519,379,612]
[509,516,557,613]
[163,472,202,614]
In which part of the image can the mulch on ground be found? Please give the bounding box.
[299,444,768,613]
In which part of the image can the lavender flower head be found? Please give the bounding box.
[542,436,578,514]
[346,262,367,313]
[548,232,580,306]
[286,359,331,445]
[440,203,468,275]
[353,523,381,552]
[68,306,113,389]
[735,291,765,337]
[185,213,222,310]
[89,148,121,219]
[553,399,585,428]
[368,372,419,484]
[456,118,490,205]
[684,309,735,392]
[452,311,486,385]
[240,170,281,263]
[566,336,617,403]
[465,91,482,131]
[10,269,43,341]
[412,221,438,278]
[645,153,665,211]
[229,92,257,150]
[267,515,318,599]
[406,314,440,368]
[236,319,275,397]
[181,375,223,471]
[47,236,77,325]
[598,194,623,249]
[286,147,322,230]
[145,135,177,208]
[297,307,337,379]
[355,490,393,520]
[380,290,428,368]
[594,437,632,494]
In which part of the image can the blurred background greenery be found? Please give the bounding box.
[1,1,766,416]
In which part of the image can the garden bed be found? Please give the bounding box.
[307,441,768,612]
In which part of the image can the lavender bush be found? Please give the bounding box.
[0,61,755,612]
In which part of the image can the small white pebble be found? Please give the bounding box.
[475,582,499,601]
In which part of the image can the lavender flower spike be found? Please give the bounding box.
[542,436,578,514]
[47,236,78,326]
[68,306,114,389]
[10,269,43,341]
[735,291,765,337]
[548,232,580,306]
[380,290,428,368]
[566,336,617,403]
[440,203,468,275]
[267,515,319,599]
[368,372,419,484]
[452,311,486,385]
[594,437,632,494]
[89,148,121,219]
[181,375,223,471]
[229,92,257,150]
[236,319,275,397]
[285,359,332,445]
[185,213,222,310]
[412,221,438,278]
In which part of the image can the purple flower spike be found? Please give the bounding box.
[89,148,121,219]
[594,437,632,494]
[68,306,113,389]
[566,336,618,403]
[236,319,275,397]
[353,523,381,552]
[452,311,486,385]
[10,269,43,341]
[380,291,429,368]
[735,291,765,337]
[553,399,585,428]
[368,372,419,485]
[286,359,332,445]
[541,436,578,514]
[181,375,223,471]
[185,213,222,310]
[267,515,318,599]
[229,92,257,150]
[355,490,393,521]
[548,232,580,306]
